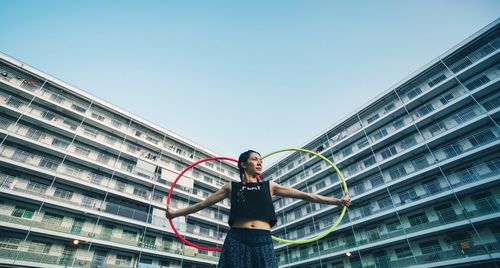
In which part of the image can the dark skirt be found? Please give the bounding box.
[217,227,278,268]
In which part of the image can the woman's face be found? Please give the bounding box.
[243,152,263,176]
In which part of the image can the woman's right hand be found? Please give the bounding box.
[166,207,177,219]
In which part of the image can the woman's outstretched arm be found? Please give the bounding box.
[166,183,231,219]
[270,181,351,207]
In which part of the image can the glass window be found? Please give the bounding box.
[52,138,69,149]
[357,139,370,149]
[42,212,64,225]
[115,255,132,265]
[39,158,60,170]
[377,197,393,209]
[54,188,73,200]
[0,237,21,249]
[122,230,137,241]
[389,166,407,180]
[370,175,384,188]
[381,146,397,159]
[342,147,353,157]
[363,156,376,167]
[386,220,401,232]
[408,212,429,226]
[407,87,422,100]
[398,188,418,204]
[395,246,413,258]
[27,181,48,193]
[28,240,52,253]
[11,207,35,219]
[393,119,405,130]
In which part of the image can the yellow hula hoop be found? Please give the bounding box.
[263,148,348,244]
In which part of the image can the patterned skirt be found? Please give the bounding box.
[217,227,278,268]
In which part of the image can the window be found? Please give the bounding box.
[0,175,14,189]
[455,109,477,124]
[380,146,397,159]
[146,136,159,145]
[398,188,418,204]
[11,207,35,219]
[402,136,417,149]
[377,197,393,209]
[91,112,105,121]
[465,74,490,90]
[104,135,118,145]
[115,255,132,266]
[411,156,428,170]
[39,158,60,170]
[393,119,405,130]
[54,188,73,200]
[407,87,422,100]
[6,97,22,108]
[115,181,126,192]
[122,230,137,241]
[419,240,442,254]
[408,212,429,226]
[28,240,52,254]
[50,93,65,104]
[353,183,365,196]
[389,166,407,180]
[428,74,447,88]
[384,102,395,113]
[357,139,370,149]
[395,246,413,258]
[26,128,43,140]
[74,146,91,157]
[97,153,111,165]
[367,113,380,124]
[42,111,56,121]
[140,235,156,249]
[370,175,384,188]
[12,150,30,162]
[468,129,496,147]
[63,118,78,130]
[81,196,95,208]
[42,212,64,225]
[287,162,295,171]
[439,93,454,105]
[0,238,21,249]
[416,103,434,118]
[342,147,353,157]
[312,164,322,173]
[90,173,103,185]
[121,162,134,173]
[27,181,48,193]
[133,187,149,199]
[363,156,376,167]
[481,94,500,111]
[423,179,441,194]
[443,144,462,158]
[71,103,87,113]
[111,119,123,128]
[83,128,98,138]
[52,138,69,149]
[373,128,388,140]
[428,122,445,136]
[386,220,401,232]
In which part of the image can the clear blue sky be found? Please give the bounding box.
[1,1,499,160]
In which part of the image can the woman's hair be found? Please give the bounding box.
[238,150,261,181]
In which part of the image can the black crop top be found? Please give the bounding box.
[228,181,277,227]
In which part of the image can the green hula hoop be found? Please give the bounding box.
[262,148,348,245]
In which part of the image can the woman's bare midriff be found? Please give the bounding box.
[232,219,271,230]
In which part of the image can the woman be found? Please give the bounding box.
[166,150,351,267]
